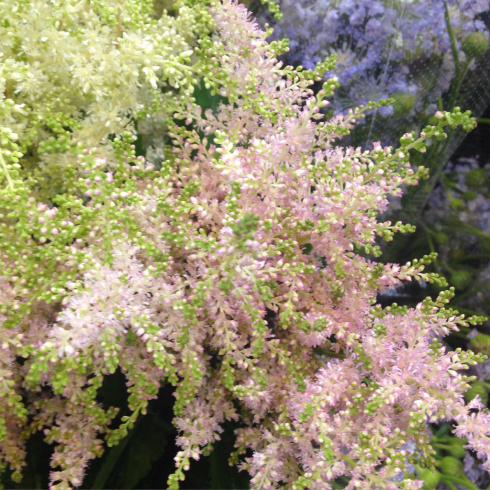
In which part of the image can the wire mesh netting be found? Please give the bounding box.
[256,0,490,221]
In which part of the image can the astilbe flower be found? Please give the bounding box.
[0,0,212,200]
[0,0,489,489]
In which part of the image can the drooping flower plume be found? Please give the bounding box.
[0,1,488,489]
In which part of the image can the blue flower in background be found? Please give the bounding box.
[259,0,490,139]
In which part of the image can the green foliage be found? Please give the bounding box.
[392,93,416,117]
[416,466,441,490]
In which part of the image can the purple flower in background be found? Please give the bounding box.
[464,452,489,484]
[259,0,490,128]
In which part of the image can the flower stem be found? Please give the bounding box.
[444,1,460,80]
[0,151,14,190]
[441,475,481,490]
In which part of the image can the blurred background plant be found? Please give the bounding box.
[257,0,490,137]
[384,116,490,489]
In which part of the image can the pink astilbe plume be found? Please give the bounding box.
[0,0,488,489]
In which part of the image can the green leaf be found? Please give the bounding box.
[112,414,172,489]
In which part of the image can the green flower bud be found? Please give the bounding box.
[434,232,449,245]
[470,333,490,357]
[440,456,463,476]
[446,438,467,459]
[449,198,464,211]
[462,32,489,58]
[391,92,416,117]
[465,168,488,188]
[464,380,489,406]
[450,269,472,290]
[416,466,441,490]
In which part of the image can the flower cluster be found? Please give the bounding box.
[259,0,489,141]
[0,1,489,490]
[0,0,213,201]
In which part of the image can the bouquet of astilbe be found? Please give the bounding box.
[0,0,489,489]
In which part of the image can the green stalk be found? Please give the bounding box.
[438,96,444,111]
[394,1,467,222]
[448,59,471,112]
[314,349,346,360]
[452,253,490,262]
[452,286,488,304]
[444,1,460,79]
[0,151,14,190]
[424,225,437,255]
[443,0,473,112]
[442,474,481,490]
[442,479,459,490]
